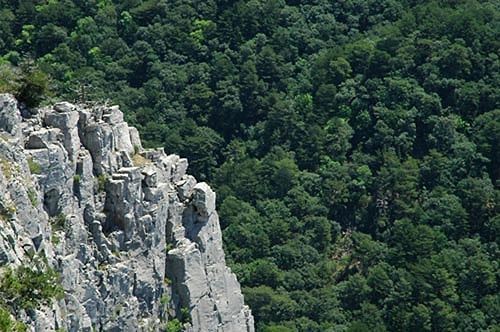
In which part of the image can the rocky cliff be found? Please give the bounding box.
[0,94,254,332]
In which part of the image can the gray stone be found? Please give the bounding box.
[45,109,79,129]
[45,110,80,160]
[142,148,166,162]
[192,182,216,217]
[0,96,254,332]
[26,132,48,149]
[129,127,142,151]
[78,108,94,128]
[26,128,61,149]
[81,123,117,174]
[54,101,76,113]
[0,93,22,138]
[120,150,133,167]
[176,176,197,201]
[75,150,95,206]
[142,165,158,187]
[173,158,189,182]
[102,105,123,124]
[112,122,134,156]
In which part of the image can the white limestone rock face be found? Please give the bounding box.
[0,94,22,139]
[166,181,254,332]
[129,126,142,151]
[45,106,81,161]
[0,94,254,332]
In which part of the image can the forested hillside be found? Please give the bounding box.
[1,0,499,331]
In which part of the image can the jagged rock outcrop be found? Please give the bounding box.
[0,94,254,332]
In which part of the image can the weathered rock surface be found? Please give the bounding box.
[0,94,254,332]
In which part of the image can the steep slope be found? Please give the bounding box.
[0,94,254,332]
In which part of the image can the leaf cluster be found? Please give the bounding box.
[0,263,63,312]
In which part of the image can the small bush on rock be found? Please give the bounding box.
[0,263,63,311]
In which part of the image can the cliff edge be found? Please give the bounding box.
[0,94,254,332]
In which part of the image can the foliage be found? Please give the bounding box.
[27,189,37,207]
[165,318,184,332]
[179,307,191,324]
[0,263,63,312]
[50,213,66,232]
[0,60,51,108]
[96,174,107,192]
[27,158,41,175]
[0,159,13,179]
[15,64,51,107]
[0,65,21,95]
[0,307,27,332]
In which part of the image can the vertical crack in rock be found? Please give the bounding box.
[0,94,254,332]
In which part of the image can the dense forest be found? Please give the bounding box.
[1,0,499,331]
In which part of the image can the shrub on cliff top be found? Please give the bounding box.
[0,59,51,108]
